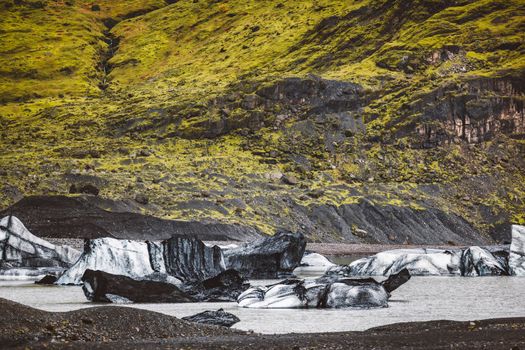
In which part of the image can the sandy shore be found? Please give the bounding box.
[2,298,524,350]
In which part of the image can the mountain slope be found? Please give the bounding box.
[0,0,524,243]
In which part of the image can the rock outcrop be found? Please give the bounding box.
[222,231,306,278]
[413,77,525,147]
[182,309,240,328]
[509,225,525,276]
[237,269,410,309]
[81,269,247,303]
[0,216,80,269]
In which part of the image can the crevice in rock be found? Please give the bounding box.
[97,28,119,91]
[96,2,174,91]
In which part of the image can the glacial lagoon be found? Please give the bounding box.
[1,276,525,334]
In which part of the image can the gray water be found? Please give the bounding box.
[1,277,525,334]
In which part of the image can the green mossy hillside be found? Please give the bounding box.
[0,0,524,241]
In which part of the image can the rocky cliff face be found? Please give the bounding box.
[413,77,524,147]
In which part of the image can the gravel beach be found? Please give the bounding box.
[2,298,524,350]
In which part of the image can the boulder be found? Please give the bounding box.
[0,216,80,268]
[237,269,410,309]
[69,183,99,196]
[182,309,240,327]
[509,225,525,276]
[223,231,306,278]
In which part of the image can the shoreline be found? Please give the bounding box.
[45,237,490,256]
[1,298,523,349]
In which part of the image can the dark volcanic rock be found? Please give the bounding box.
[182,309,240,327]
[1,195,261,241]
[223,231,306,278]
[164,76,366,139]
[69,183,100,196]
[81,269,194,303]
[0,298,239,348]
[0,215,80,268]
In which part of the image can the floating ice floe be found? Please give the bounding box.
[327,226,525,277]
[56,238,158,285]
[509,225,525,276]
[293,252,336,277]
[81,268,247,303]
[0,267,66,281]
[300,252,336,267]
[237,269,410,309]
[57,235,226,285]
[0,216,80,269]
[222,231,306,279]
